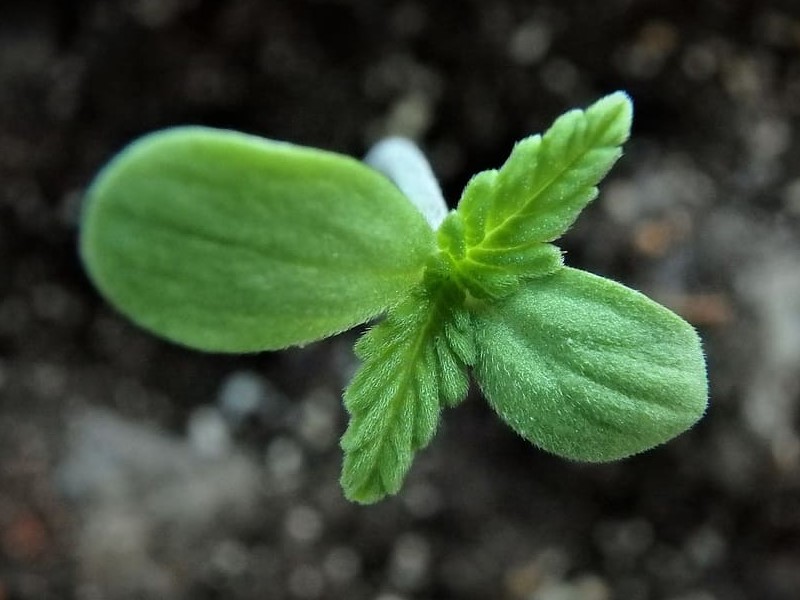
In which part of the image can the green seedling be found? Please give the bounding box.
[80,92,708,504]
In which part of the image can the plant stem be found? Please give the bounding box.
[364,137,448,230]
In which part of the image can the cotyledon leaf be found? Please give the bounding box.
[340,283,475,504]
[81,127,436,352]
[438,92,632,299]
[473,267,708,461]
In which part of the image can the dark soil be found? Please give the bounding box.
[2,1,800,599]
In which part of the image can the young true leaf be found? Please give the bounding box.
[437,202,563,300]
[473,267,708,461]
[439,92,632,298]
[340,283,474,504]
[81,127,435,352]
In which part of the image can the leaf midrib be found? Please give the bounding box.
[477,110,618,251]
[355,293,444,497]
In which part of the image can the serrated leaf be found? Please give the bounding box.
[477,91,632,243]
[473,267,708,461]
[340,285,474,504]
[439,92,632,298]
[80,127,435,352]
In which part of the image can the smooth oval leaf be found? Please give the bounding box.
[474,267,708,461]
[81,127,435,352]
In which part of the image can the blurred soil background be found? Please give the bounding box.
[2,0,800,599]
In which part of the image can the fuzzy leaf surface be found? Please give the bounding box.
[81,127,435,352]
[340,285,474,504]
[474,267,708,461]
[439,92,632,298]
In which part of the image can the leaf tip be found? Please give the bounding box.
[590,90,633,146]
[341,480,385,505]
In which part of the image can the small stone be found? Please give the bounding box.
[685,527,727,568]
[593,518,654,567]
[532,575,611,600]
[295,390,338,451]
[750,117,791,163]
[29,362,67,400]
[211,540,249,576]
[127,0,191,28]
[288,564,324,599]
[504,548,570,598]
[402,481,443,518]
[645,544,695,586]
[681,42,719,81]
[782,178,800,215]
[754,10,800,47]
[540,58,579,96]
[616,20,679,79]
[509,20,552,65]
[388,533,431,591]
[574,575,611,600]
[323,546,362,585]
[217,370,280,426]
[285,505,323,544]
[31,283,78,323]
[1,511,49,561]
[187,406,231,459]
[265,436,305,483]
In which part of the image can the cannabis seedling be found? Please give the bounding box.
[81,93,708,504]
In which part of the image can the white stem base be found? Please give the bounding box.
[364,137,448,230]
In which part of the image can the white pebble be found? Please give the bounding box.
[285,505,323,544]
[188,406,231,458]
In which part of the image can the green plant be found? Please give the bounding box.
[80,92,708,504]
